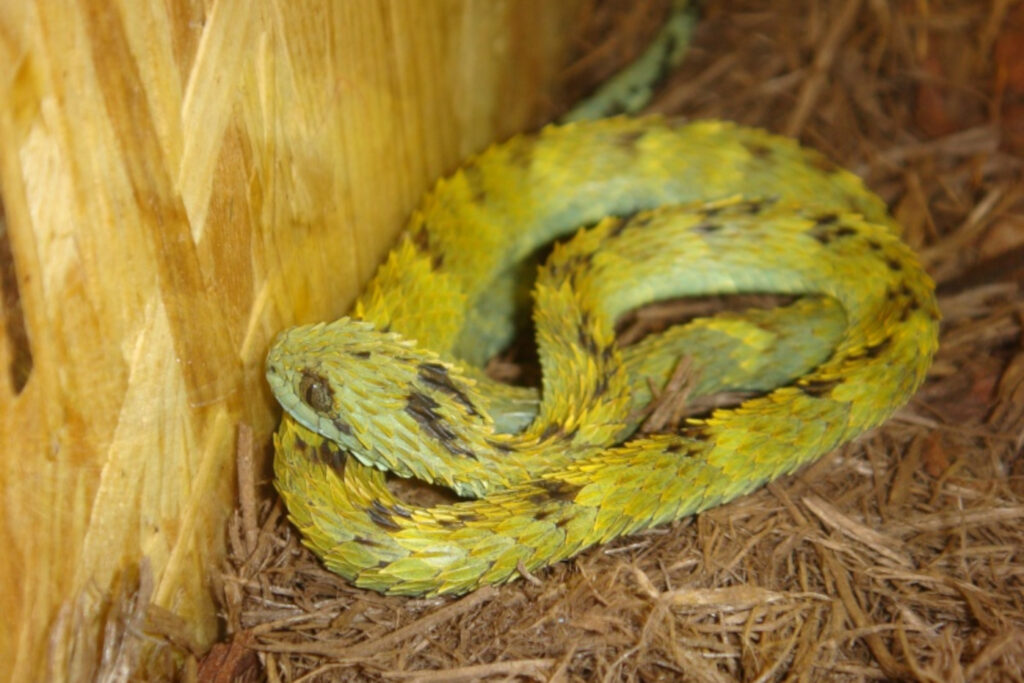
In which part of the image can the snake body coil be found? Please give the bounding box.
[266,117,939,596]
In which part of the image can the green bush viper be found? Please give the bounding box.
[266,8,939,597]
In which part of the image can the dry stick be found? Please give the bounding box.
[987,345,1024,454]
[816,546,909,679]
[386,658,556,682]
[547,646,577,683]
[784,0,863,137]
[963,630,1024,680]
[648,54,741,114]
[894,625,936,683]
[885,506,1024,536]
[236,423,259,556]
[751,625,803,683]
[291,662,352,683]
[637,356,696,433]
[921,185,1008,281]
[787,609,829,679]
[802,495,912,568]
[516,559,543,586]
[256,587,498,659]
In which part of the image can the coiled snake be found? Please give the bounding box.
[266,23,939,600]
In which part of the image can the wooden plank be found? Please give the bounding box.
[0,1,581,678]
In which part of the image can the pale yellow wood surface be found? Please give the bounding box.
[0,1,581,678]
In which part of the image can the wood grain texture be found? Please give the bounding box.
[0,1,580,678]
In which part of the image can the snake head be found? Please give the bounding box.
[266,317,493,483]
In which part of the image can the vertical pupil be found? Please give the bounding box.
[299,372,333,412]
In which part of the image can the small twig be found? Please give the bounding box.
[517,560,543,586]
[785,0,863,136]
[236,423,259,556]
[638,356,698,432]
[256,587,499,659]
[385,658,556,682]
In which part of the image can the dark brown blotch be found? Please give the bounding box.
[615,129,646,152]
[809,220,859,246]
[411,226,430,253]
[315,440,331,462]
[350,350,371,359]
[409,225,444,270]
[486,438,516,453]
[743,140,773,159]
[406,391,446,431]
[354,536,381,546]
[315,440,347,476]
[367,501,401,530]
[577,327,600,356]
[693,221,722,234]
[899,299,919,322]
[835,226,858,238]
[864,338,890,359]
[539,423,561,441]
[611,211,653,238]
[798,377,841,398]
[680,422,712,442]
[506,138,534,169]
[390,503,413,519]
[437,517,465,529]
[405,391,477,458]
[607,216,631,239]
[332,417,352,436]
[743,198,774,215]
[629,213,654,229]
[418,362,479,416]
[533,479,582,503]
[534,508,555,521]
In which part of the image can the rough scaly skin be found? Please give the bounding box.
[266,117,940,596]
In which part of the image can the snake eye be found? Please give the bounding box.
[298,371,334,413]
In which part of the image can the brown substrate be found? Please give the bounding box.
[197,2,1024,680]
